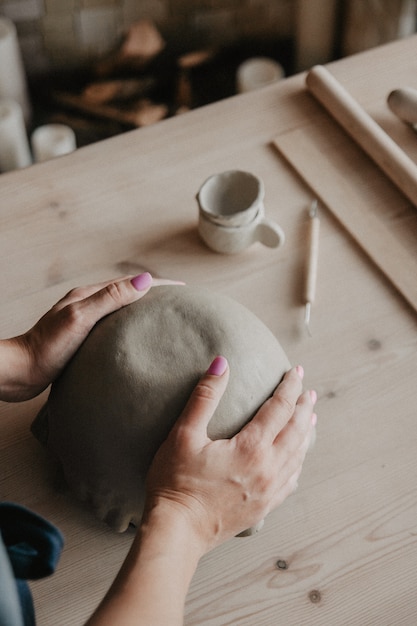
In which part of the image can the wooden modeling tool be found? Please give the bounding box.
[306,65,417,209]
[304,199,320,336]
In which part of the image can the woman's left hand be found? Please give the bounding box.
[0,272,181,402]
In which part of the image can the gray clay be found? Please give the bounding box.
[32,286,290,532]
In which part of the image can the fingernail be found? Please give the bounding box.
[309,389,317,404]
[311,413,317,427]
[207,356,228,376]
[131,272,152,291]
[295,365,304,380]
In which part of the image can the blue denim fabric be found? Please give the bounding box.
[0,503,64,626]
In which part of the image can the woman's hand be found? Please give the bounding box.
[86,358,316,626]
[144,357,317,553]
[0,272,182,402]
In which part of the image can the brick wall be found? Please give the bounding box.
[0,0,294,75]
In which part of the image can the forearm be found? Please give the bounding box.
[85,500,205,626]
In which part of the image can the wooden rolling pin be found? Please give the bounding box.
[306,65,417,209]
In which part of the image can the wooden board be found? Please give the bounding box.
[273,115,417,313]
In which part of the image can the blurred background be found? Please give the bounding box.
[0,0,416,150]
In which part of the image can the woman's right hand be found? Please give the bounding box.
[144,358,317,554]
[86,360,317,626]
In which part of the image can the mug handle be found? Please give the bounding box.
[254,218,285,248]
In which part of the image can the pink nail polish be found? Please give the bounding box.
[310,389,317,404]
[207,356,228,376]
[295,365,304,380]
[131,272,152,291]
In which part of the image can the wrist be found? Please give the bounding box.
[87,498,205,625]
[0,337,34,402]
[139,496,208,564]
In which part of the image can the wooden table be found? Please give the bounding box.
[1,35,417,625]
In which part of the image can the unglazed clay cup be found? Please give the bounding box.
[197,170,285,254]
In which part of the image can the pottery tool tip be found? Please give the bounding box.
[309,198,318,218]
[304,301,312,337]
[304,199,320,337]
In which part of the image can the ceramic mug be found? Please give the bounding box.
[197,170,285,254]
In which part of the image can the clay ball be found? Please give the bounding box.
[32,286,290,532]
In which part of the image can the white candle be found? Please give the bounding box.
[0,99,32,172]
[0,17,31,124]
[236,57,284,93]
[31,124,77,162]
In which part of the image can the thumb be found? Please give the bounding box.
[175,356,230,441]
[76,272,153,326]
[75,273,187,329]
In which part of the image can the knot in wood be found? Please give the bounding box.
[309,589,321,603]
